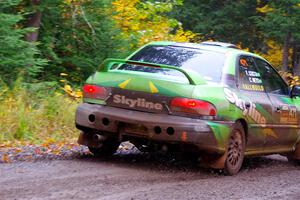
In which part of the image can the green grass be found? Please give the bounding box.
[0,80,80,145]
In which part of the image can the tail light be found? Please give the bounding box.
[170,97,217,116]
[83,84,107,100]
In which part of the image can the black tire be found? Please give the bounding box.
[88,138,120,157]
[287,142,300,165]
[224,122,246,175]
[287,157,300,165]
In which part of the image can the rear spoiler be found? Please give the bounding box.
[99,58,206,85]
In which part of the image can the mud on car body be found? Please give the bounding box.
[75,41,300,175]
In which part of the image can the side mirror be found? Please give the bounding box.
[290,85,300,98]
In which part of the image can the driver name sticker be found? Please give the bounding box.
[245,70,260,77]
[248,77,262,84]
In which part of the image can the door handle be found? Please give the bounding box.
[275,107,281,112]
[245,102,251,109]
[276,105,289,112]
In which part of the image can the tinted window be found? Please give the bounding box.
[119,45,225,82]
[254,58,289,95]
[238,56,265,92]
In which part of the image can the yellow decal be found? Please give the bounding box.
[149,81,159,93]
[118,79,131,89]
[241,84,264,91]
[262,128,278,139]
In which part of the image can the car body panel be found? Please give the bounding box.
[76,103,234,153]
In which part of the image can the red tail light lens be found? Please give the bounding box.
[83,84,107,100]
[170,97,217,116]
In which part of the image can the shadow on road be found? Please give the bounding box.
[76,146,293,175]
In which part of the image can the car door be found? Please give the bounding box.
[236,55,274,152]
[254,58,299,150]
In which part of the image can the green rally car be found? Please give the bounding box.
[75,41,300,175]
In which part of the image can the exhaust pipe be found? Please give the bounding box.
[93,134,106,142]
[161,144,168,152]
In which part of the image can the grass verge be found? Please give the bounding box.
[0,80,80,146]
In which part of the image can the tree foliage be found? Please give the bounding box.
[172,0,263,51]
[36,0,128,83]
[255,40,292,69]
[256,0,300,42]
[1,0,300,85]
[0,0,46,84]
[255,0,300,70]
[112,0,196,48]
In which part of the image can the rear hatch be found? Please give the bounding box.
[84,59,200,114]
[83,44,226,117]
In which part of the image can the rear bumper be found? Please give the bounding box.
[75,103,233,153]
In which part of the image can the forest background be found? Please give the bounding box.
[1,0,300,144]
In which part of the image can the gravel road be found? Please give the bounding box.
[0,144,300,200]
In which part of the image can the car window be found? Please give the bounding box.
[119,45,226,83]
[237,56,265,92]
[254,58,289,95]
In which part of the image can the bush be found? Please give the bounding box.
[0,79,79,144]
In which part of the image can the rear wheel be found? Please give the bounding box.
[224,123,245,175]
[287,157,300,165]
[88,138,120,157]
[287,142,300,165]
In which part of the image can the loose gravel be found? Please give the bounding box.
[1,142,300,200]
[0,142,140,164]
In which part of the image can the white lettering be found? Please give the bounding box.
[113,95,122,103]
[224,88,236,104]
[112,95,163,111]
[224,88,266,126]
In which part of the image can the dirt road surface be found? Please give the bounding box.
[1,147,300,200]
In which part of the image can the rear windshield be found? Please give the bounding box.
[118,45,226,83]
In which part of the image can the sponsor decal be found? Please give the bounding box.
[240,58,248,67]
[149,81,159,93]
[118,79,131,89]
[241,69,264,91]
[224,88,266,126]
[113,94,163,110]
[241,84,264,92]
[280,106,297,123]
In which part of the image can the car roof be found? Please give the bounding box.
[147,41,265,60]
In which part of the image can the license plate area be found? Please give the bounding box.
[121,122,148,136]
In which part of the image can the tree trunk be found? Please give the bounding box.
[292,43,296,73]
[25,0,42,42]
[282,32,291,71]
[293,44,300,76]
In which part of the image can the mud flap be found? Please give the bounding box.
[201,152,227,169]
[290,142,300,160]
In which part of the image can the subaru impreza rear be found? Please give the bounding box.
[75,41,241,174]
